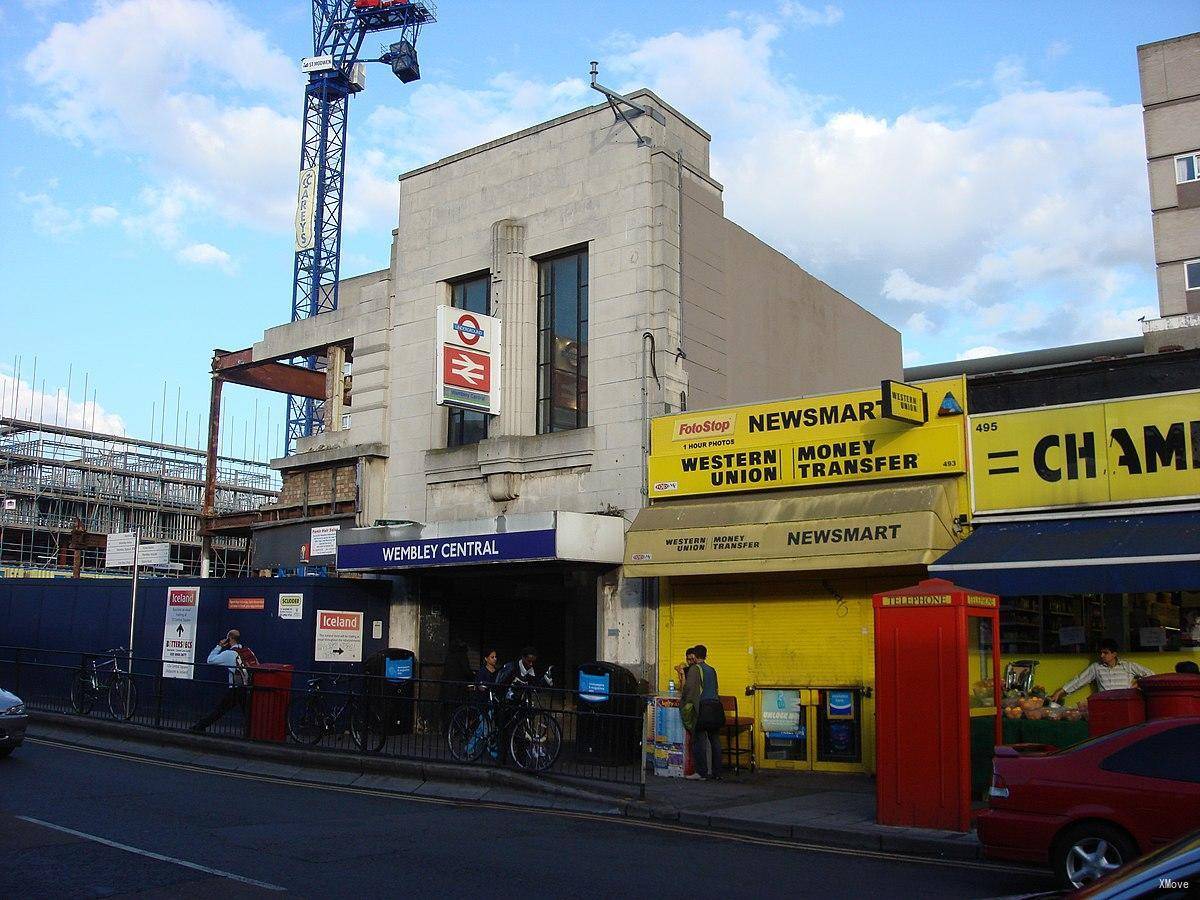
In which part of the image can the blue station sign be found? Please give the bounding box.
[337,529,557,570]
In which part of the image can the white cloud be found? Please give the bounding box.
[20,0,299,237]
[178,241,234,272]
[595,18,1153,357]
[1046,40,1071,61]
[90,205,119,224]
[0,372,125,434]
[958,345,1006,361]
[778,3,844,27]
[17,191,83,236]
[902,347,924,366]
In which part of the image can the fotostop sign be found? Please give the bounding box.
[435,305,501,415]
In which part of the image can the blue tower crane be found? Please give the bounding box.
[287,0,435,453]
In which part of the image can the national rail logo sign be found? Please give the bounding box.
[435,305,501,415]
[969,390,1200,514]
[647,377,967,499]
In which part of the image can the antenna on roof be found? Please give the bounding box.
[589,61,665,148]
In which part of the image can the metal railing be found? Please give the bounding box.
[0,645,649,793]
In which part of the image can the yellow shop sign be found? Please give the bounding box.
[648,377,966,499]
[969,390,1200,513]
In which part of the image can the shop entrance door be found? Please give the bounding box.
[755,687,866,773]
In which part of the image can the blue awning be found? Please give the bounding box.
[929,512,1200,596]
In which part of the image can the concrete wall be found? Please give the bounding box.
[1139,33,1200,315]
[680,170,901,411]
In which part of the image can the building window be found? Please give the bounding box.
[1186,259,1200,292]
[446,274,490,447]
[1176,152,1200,184]
[537,248,588,433]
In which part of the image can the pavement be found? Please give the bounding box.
[27,711,986,864]
[1,738,1055,899]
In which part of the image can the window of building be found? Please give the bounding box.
[998,591,1199,654]
[537,248,588,434]
[446,274,490,447]
[1176,152,1200,184]
[1186,259,1200,292]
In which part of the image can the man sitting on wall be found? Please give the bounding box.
[1049,639,1154,704]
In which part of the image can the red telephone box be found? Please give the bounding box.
[873,578,1000,832]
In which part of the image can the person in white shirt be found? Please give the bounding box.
[189,630,247,733]
[1049,639,1154,703]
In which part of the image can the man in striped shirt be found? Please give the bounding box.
[1049,639,1155,703]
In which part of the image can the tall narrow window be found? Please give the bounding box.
[447,274,490,447]
[537,248,588,433]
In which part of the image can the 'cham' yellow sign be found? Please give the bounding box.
[648,377,967,499]
[970,390,1200,513]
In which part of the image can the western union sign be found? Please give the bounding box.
[648,377,966,499]
[970,390,1200,513]
[881,380,928,425]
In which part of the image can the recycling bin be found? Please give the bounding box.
[364,648,417,735]
[1140,673,1200,719]
[1088,688,1145,737]
[576,661,642,765]
[248,663,294,742]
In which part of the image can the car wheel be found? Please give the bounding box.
[1053,822,1137,889]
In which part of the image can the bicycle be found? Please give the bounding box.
[287,675,384,751]
[70,648,138,721]
[447,678,562,773]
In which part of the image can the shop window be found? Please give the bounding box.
[999,592,1194,654]
[537,247,588,434]
[446,274,490,447]
[1176,152,1200,184]
[1125,591,1185,652]
[1100,724,1200,784]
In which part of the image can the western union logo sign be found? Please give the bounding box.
[649,377,966,499]
[969,390,1200,513]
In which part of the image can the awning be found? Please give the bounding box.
[929,512,1200,595]
[623,478,961,577]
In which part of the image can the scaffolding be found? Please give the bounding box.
[0,416,280,578]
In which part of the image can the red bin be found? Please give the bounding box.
[1140,673,1200,719]
[248,663,294,742]
[1087,688,1145,737]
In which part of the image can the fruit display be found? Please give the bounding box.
[969,678,996,708]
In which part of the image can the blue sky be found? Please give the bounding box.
[1,1,1197,457]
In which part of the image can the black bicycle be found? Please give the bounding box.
[447,679,562,773]
[70,648,138,721]
[287,675,383,751]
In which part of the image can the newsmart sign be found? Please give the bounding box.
[970,390,1200,514]
[647,377,967,499]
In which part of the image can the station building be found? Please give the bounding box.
[215,90,901,686]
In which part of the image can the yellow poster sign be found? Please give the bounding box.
[969,390,1200,513]
[881,380,928,425]
[648,377,967,499]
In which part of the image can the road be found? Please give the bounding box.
[1,740,1055,898]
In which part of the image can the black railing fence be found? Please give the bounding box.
[0,645,649,790]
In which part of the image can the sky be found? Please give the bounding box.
[1,0,1197,459]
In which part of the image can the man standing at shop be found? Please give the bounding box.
[1049,639,1154,703]
[683,645,725,780]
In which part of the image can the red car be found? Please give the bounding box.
[978,717,1200,888]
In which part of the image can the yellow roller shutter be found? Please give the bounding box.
[660,581,751,696]
[750,581,872,687]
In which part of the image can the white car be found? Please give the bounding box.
[0,687,27,757]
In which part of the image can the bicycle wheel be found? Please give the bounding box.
[447,706,489,763]
[70,670,96,715]
[350,699,386,752]
[509,709,562,773]
[107,673,138,721]
[288,693,327,745]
